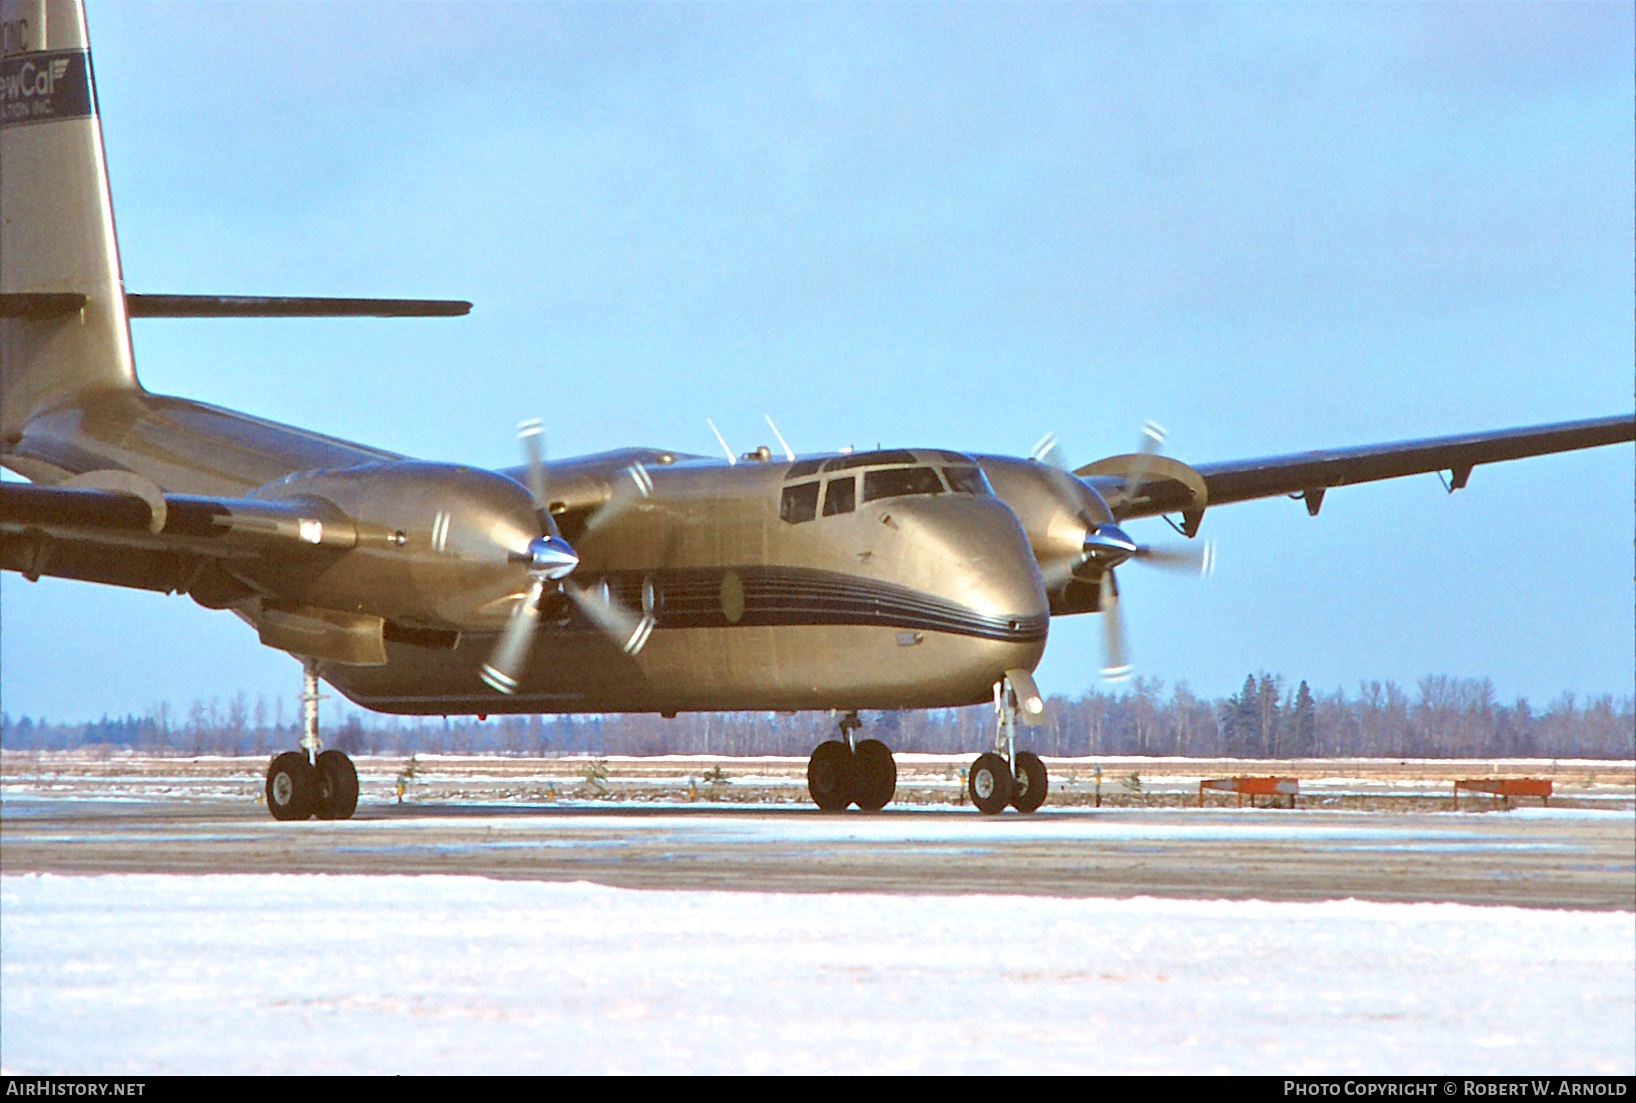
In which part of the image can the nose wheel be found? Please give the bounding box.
[967,676,1051,815]
[967,752,1012,815]
[1010,750,1048,814]
[806,711,898,811]
[807,740,854,811]
[264,659,359,821]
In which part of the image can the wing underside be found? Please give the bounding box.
[0,482,351,597]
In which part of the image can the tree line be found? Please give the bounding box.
[2,673,1630,759]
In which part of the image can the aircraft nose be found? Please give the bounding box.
[882,496,1050,630]
[889,496,1050,695]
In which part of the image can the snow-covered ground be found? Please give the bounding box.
[2,874,1630,1074]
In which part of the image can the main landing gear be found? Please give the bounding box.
[966,676,1049,815]
[807,710,897,812]
[265,659,359,821]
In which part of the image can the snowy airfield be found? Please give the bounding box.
[4,874,1633,1074]
[2,754,1632,1073]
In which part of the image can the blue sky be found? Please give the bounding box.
[3,1,1631,723]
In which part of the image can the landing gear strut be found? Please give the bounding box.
[967,675,1049,815]
[265,658,358,821]
[806,710,897,812]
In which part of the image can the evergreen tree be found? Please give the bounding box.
[1257,673,1282,757]
[1293,680,1317,756]
[1221,674,1258,757]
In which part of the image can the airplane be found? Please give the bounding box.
[2,0,1630,822]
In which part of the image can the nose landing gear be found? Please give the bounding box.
[966,675,1050,815]
[806,710,898,812]
[264,659,359,821]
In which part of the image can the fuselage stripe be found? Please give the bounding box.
[585,566,1046,644]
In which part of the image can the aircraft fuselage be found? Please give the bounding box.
[8,389,1055,714]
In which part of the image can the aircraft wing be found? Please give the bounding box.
[1078,414,1634,524]
[0,482,355,595]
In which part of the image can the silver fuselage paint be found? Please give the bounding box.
[4,386,1052,714]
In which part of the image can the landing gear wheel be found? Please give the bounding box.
[852,739,897,812]
[266,751,317,821]
[807,740,854,811]
[314,749,359,820]
[968,752,1013,815]
[1011,751,1048,813]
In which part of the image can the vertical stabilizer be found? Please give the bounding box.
[0,0,136,441]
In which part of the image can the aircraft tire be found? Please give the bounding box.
[314,749,360,820]
[968,753,1013,815]
[807,740,854,811]
[1011,751,1048,813]
[852,739,897,812]
[266,751,317,821]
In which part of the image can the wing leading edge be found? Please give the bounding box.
[1078,414,1634,523]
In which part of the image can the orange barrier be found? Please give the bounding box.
[1199,776,1298,809]
[1454,778,1551,810]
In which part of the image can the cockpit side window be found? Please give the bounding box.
[823,475,856,516]
[780,481,820,524]
[862,466,945,503]
[942,464,991,496]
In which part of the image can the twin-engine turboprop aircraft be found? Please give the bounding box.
[3,0,1631,821]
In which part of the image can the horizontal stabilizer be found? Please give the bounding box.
[1,293,470,319]
[125,294,471,318]
[0,293,88,318]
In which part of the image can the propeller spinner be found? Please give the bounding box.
[478,420,656,695]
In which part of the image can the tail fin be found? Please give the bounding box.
[0,0,137,442]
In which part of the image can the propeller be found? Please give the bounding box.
[478,420,656,695]
[1100,570,1130,682]
[1086,529,1216,683]
[1033,422,1214,682]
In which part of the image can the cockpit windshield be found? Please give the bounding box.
[779,451,991,521]
[942,465,990,496]
[862,466,945,503]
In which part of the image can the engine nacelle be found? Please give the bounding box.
[974,455,1124,616]
[246,460,539,632]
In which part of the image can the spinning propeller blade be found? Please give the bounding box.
[565,579,655,656]
[578,461,654,541]
[1115,420,1167,511]
[516,418,561,540]
[1099,570,1131,682]
[1134,540,1216,576]
[480,578,546,694]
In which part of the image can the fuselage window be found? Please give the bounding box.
[823,475,856,516]
[862,466,945,503]
[943,465,991,496]
[780,481,819,524]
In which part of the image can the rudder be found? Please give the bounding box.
[0,0,137,443]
